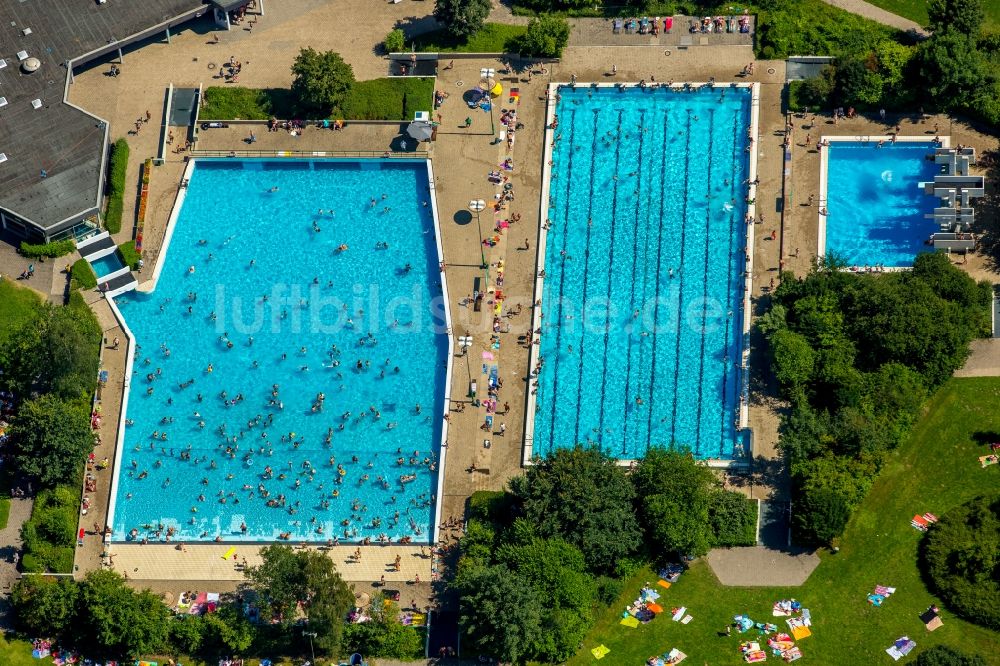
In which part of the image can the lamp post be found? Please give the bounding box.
[458,334,473,396]
[303,630,317,665]
[469,199,487,269]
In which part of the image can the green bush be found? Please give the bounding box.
[594,575,624,605]
[70,258,97,291]
[788,67,836,112]
[921,494,1000,630]
[20,486,80,573]
[201,87,296,120]
[756,0,901,60]
[468,490,518,524]
[709,491,758,547]
[119,241,141,270]
[434,0,491,38]
[384,28,406,53]
[915,645,988,666]
[105,138,129,235]
[19,239,76,259]
[515,14,572,57]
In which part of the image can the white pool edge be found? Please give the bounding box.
[524,82,758,470]
[106,157,452,546]
[817,135,951,270]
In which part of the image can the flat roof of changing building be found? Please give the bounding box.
[0,0,210,232]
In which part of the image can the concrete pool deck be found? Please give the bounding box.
[52,0,998,591]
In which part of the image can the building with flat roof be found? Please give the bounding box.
[0,0,251,242]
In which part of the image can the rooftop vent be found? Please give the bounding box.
[0,97,6,108]
[0,153,7,165]
[22,57,40,72]
[22,27,31,36]
[31,98,41,109]
[16,50,28,61]
[0,59,7,70]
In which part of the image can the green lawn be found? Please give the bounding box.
[200,77,434,121]
[413,23,527,53]
[863,0,1000,28]
[0,636,52,666]
[568,378,1000,665]
[0,279,43,348]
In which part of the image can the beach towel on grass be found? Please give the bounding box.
[885,637,915,661]
[672,607,687,621]
[666,648,687,663]
[620,615,640,628]
[657,579,672,590]
[591,644,610,660]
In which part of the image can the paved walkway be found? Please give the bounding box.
[954,339,1000,377]
[820,0,928,35]
[0,494,34,628]
[706,546,820,586]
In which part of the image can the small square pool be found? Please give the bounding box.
[821,140,940,268]
[90,251,127,277]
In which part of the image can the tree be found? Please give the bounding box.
[12,395,94,487]
[454,564,544,664]
[10,576,79,641]
[927,0,984,36]
[343,594,422,659]
[169,615,206,655]
[770,328,816,399]
[793,484,851,546]
[921,494,1000,629]
[916,32,990,111]
[291,48,355,114]
[518,15,571,58]
[245,545,354,655]
[384,28,405,53]
[43,303,101,401]
[202,605,256,654]
[916,645,987,666]
[709,490,757,547]
[510,445,641,573]
[633,448,717,557]
[78,570,170,658]
[433,0,490,39]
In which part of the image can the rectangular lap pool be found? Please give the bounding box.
[107,158,450,543]
[820,139,941,268]
[528,84,756,461]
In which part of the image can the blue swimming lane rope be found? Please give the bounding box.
[589,109,624,448]
[646,110,670,453]
[620,109,647,457]
[693,109,717,457]
[669,109,694,450]
[546,106,578,454]
[719,107,741,457]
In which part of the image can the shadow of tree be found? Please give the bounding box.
[971,148,1000,271]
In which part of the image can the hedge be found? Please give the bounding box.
[201,78,435,122]
[70,258,97,291]
[119,241,141,270]
[20,485,80,574]
[19,239,76,259]
[104,138,130,234]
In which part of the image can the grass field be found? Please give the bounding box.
[863,0,1000,27]
[568,378,1000,665]
[0,279,43,348]
[200,78,434,121]
[413,23,527,53]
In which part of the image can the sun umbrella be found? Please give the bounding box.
[406,120,435,141]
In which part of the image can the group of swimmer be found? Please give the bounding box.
[119,188,446,544]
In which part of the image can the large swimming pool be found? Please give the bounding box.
[531,85,753,460]
[109,159,449,543]
[823,140,939,267]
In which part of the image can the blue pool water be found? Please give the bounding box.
[110,159,448,543]
[824,141,939,267]
[90,251,127,277]
[533,85,751,460]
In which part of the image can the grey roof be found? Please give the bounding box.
[0,0,211,231]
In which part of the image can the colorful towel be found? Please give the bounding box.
[672,606,687,621]
[979,454,998,467]
[666,648,687,663]
[591,644,610,660]
[620,615,640,628]
[657,579,672,590]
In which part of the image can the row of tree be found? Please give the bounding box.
[762,253,991,544]
[453,446,757,662]
[433,0,572,57]
[10,545,421,660]
[796,0,1000,128]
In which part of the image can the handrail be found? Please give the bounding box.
[188,149,430,158]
